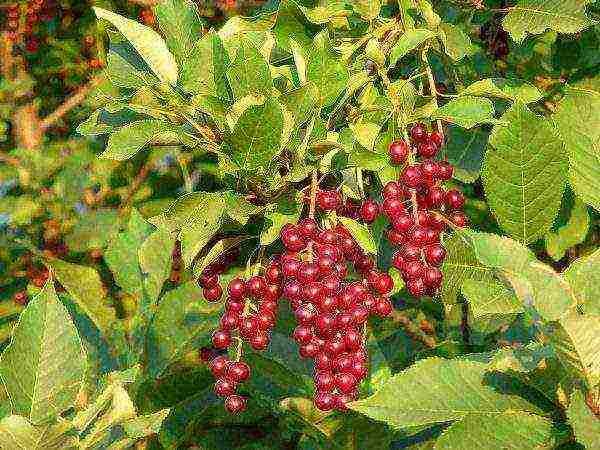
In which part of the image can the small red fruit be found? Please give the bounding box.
[225,395,247,414]
[388,140,410,165]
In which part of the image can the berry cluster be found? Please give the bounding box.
[354,124,468,298]
[279,220,394,411]
[4,1,54,52]
[197,248,240,301]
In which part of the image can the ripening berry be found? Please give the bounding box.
[13,291,28,306]
[418,142,438,158]
[212,330,232,349]
[228,278,246,300]
[446,189,465,210]
[214,378,237,397]
[209,355,230,377]
[388,140,410,165]
[225,395,247,414]
[314,392,336,411]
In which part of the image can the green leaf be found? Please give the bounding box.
[564,249,600,315]
[568,390,600,448]
[298,2,347,25]
[146,282,222,377]
[223,191,264,224]
[0,282,86,424]
[94,7,178,85]
[123,409,171,439]
[307,31,349,107]
[226,38,273,100]
[139,228,176,301]
[338,217,377,255]
[155,0,202,67]
[349,120,382,151]
[553,89,600,212]
[461,78,543,103]
[47,259,115,334]
[438,24,474,61]
[218,11,277,40]
[551,313,600,389]
[352,0,382,20]
[349,357,543,428]
[442,125,489,183]
[180,32,230,98]
[433,412,553,450]
[0,416,41,449]
[282,82,320,130]
[482,101,568,244]
[390,29,436,66]
[273,0,314,51]
[432,97,496,129]
[105,209,154,298]
[225,96,284,172]
[261,211,300,246]
[502,0,595,43]
[194,236,250,277]
[105,42,158,90]
[545,199,590,261]
[102,120,176,161]
[461,279,521,319]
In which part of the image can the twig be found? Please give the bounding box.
[127,0,159,6]
[40,76,103,131]
[421,49,444,136]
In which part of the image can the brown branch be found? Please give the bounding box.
[128,0,159,7]
[39,76,103,131]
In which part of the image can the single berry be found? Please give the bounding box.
[225,395,247,414]
[282,258,301,279]
[214,378,237,397]
[372,273,394,294]
[426,186,446,209]
[423,267,443,289]
[299,341,320,358]
[314,371,335,392]
[406,278,426,297]
[315,353,332,371]
[446,189,465,210]
[265,263,282,284]
[314,392,336,411]
[204,285,223,302]
[317,190,341,211]
[388,140,410,165]
[387,229,405,246]
[360,199,380,223]
[228,278,246,300]
[246,276,266,298]
[375,297,393,317]
[298,218,318,238]
[410,123,427,142]
[401,165,424,188]
[198,272,219,289]
[344,328,363,351]
[418,142,437,158]
[284,280,303,302]
[425,244,446,266]
[220,312,239,330]
[257,310,276,330]
[335,373,358,394]
[239,316,259,338]
[298,262,320,283]
[430,131,444,148]
[250,333,270,350]
[436,161,454,181]
[212,330,232,349]
[449,211,469,228]
[293,325,313,344]
[382,197,405,219]
[393,213,414,234]
[383,181,402,198]
[209,355,230,377]
[226,361,251,382]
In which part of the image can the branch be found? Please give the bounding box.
[39,76,103,131]
[127,0,159,6]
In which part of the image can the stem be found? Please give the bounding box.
[308,169,319,261]
[177,154,194,193]
[421,49,444,136]
[402,128,420,226]
[236,247,265,361]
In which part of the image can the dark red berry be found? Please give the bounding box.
[314,371,335,392]
[383,197,405,219]
[214,378,237,397]
[387,229,405,245]
[226,299,244,314]
[430,131,444,148]
[282,258,300,279]
[204,285,223,302]
[436,161,454,181]
[403,260,425,280]
[225,395,247,414]
[371,273,393,294]
[226,361,251,382]
[265,263,282,284]
[421,159,437,179]
[295,304,318,325]
[298,262,320,283]
[314,392,336,411]
[284,280,303,302]
[383,181,402,198]
[293,325,313,344]
[212,330,232,349]
[209,355,230,377]
[324,338,346,356]
[198,272,219,289]
[298,218,318,238]
[220,312,239,330]
[425,244,446,266]
[335,373,358,394]
[393,213,414,233]
[418,142,437,158]
[315,353,332,371]
[344,329,363,351]
[299,341,320,358]
[375,297,393,317]
[401,165,424,188]
[351,360,369,380]
[423,267,443,289]
[257,311,276,330]
[228,278,246,300]
[388,140,410,165]
[317,190,341,211]
[446,189,465,210]
[250,333,269,350]
[426,186,446,209]
[410,123,427,142]
[406,278,426,297]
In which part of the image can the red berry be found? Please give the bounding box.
[259,299,278,314]
[209,355,230,377]
[315,353,332,371]
[225,394,247,414]
[430,131,444,148]
[314,371,335,392]
[372,273,393,294]
[392,251,405,270]
[410,123,427,142]
[239,316,259,338]
[317,190,341,211]
[265,263,282,284]
[335,373,358,394]
[295,304,318,325]
[226,361,251,382]
[426,186,446,209]
[446,189,465,210]
[375,297,393,317]
[299,341,320,358]
[382,197,405,219]
[283,280,303,302]
[228,278,246,300]
[322,275,341,295]
[360,199,380,223]
[198,272,219,289]
[298,218,318,238]
[246,276,266,298]
[383,181,402,198]
[406,278,426,297]
[344,329,363,351]
[324,338,346,356]
[449,211,469,228]
[212,330,232,349]
[425,244,446,266]
[336,312,353,330]
[298,262,320,283]
[403,260,425,280]
[334,353,354,373]
[418,142,437,158]
[282,258,300,279]
[220,312,239,330]
[281,229,306,252]
[401,165,424,188]
[423,267,443,289]
[13,291,28,306]
[351,360,369,380]
[388,140,410,165]
[387,229,405,246]
[293,325,313,344]
[226,299,244,314]
[402,244,422,260]
[421,159,437,179]
[257,311,276,330]
[214,378,237,397]
[318,229,338,245]
[392,213,414,234]
[314,392,336,411]
[318,295,338,313]
[204,285,223,302]
[250,333,269,350]
[436,161,454,181]
[316,255,335,275]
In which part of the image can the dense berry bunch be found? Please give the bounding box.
[278,219,394,411]
[356,124,468,298]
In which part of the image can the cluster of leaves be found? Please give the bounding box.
[0,0,600,449]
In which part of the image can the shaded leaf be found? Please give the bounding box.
[307,31,349,107]
[567,389,600,448]
[438,24,474,61]
[564,249,600,315]
[432,97,496,129]
[102,120,176,161]
[390,29,436,66]
[180,32,230,98]
[155,0,203,67]
[545,199,590,261]
[226,38,273,100]
[442,125,489,183]
[461,78,542,103]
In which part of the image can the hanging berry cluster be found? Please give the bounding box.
[200,213,395,414]
[3,1,54,52]
[355,123,467,298]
